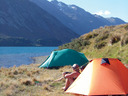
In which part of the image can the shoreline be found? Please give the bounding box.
[0,55,48,68]
[32,56,48,64]
[0,47,56,68]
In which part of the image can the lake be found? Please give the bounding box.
[0,47,57,68]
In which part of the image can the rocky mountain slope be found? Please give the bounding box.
[0,0,79,46]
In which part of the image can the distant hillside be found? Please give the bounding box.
[0,0,79,46]
[58,24,128,64]
[31,0,126,35]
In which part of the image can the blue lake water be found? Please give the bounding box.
[0,47,57,68]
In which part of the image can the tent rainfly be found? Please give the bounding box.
[39,49,89,68]
[66,58,128,96]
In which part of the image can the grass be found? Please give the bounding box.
[0,64,74,96]
[58,24,128,64]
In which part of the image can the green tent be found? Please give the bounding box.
[39,49,89,68]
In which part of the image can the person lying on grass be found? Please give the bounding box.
[55,64,80,91]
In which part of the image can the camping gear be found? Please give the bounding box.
[39,49,89,68]
[66,58,128,95]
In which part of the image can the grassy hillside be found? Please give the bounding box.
[58,24,128,64]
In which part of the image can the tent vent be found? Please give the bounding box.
[101,58,110,65]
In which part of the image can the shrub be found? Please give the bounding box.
[85,34,93,40]
[109,35,121,45]
[74,42,82,48]
[58,38,85,51]
[82,40,91,46]
[92,33,99,38]
[94,41,107,49]
[85,33,98,40]
[95,33,109,43]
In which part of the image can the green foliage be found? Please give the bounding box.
[85,34,93,40]
[109,35,121,45]
[58,38,91,51]
[85,33,98,40]
[92,33,99,38]
[94,41,107,49]
[95,33,109,43]
[58,24,128,64]
[82,40,91,46]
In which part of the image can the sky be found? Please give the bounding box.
[50,0,128,22]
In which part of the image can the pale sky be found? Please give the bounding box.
[49,0,128,22]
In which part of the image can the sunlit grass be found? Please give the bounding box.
[58,24,128,64]
[0,64,74,96]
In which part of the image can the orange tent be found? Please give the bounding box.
[66,58,128,96]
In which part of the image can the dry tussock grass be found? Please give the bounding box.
[0,64,74,96]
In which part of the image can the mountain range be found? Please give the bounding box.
[0,0,79,46]
[0,0,126,46]
[31,0,126,35]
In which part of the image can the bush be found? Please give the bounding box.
[82,40,91,46]
[95,33,109,43]
[85,33,99,40]
[94,41,107,49]
[92,33,99,38]
[58,38,91,52]
[85,34,93,40]
[109,35,121,45]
